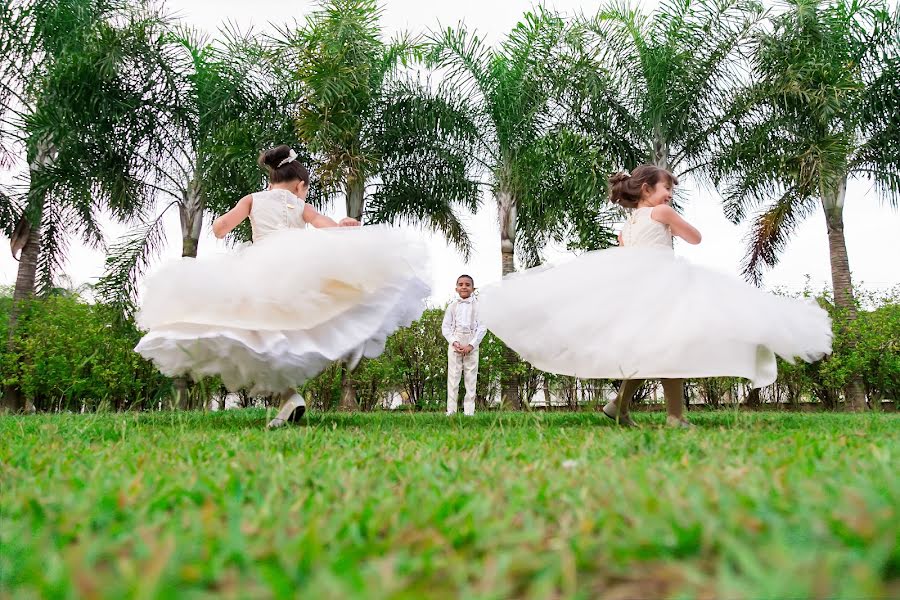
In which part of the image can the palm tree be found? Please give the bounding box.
[276,0,484,409]
[277,0,482,248]
[579,0,764,175]
[97,27,305,315]
[0,0,177,411]
[713,0,900,411]
[427,8,625,408]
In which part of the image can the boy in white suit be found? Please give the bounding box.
[442,275,487,416]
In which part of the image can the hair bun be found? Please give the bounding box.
[259,144,292,171]
[608,170,632,185]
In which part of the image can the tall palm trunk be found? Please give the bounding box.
[338,177,366,411]
[339,362,359,411]
[179,178,203,260]
[652,128,670,171]
[346,175,365,222]
[172,178,204,410]
[3,143,54,412]
[822,176,867,411]
[497,188,522,410]
[2,212,41,412]
[7,212,41,334]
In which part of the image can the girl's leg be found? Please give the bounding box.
[266,388,306,429]
[660,379,691,427]
[603,379,643,426]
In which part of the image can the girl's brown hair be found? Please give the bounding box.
[608,165,678,209]
[258,145,310,185]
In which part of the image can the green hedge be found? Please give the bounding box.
[2,287,897,412]
[1,292,170,411]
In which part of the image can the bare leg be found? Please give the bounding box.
[661,379,691,427]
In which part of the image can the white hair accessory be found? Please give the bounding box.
[621,169,631,178]
[277,149,298,168]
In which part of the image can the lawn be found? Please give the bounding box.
[1,410,897,599]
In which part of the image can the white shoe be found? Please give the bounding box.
[602,402,637,427]
[267,394,306,429]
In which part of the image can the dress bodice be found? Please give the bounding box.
[621,207,673,248]
[249,189,306,242]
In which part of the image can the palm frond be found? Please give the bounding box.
[851,8,900,208]
[35,200,70,297]
[365,79,483,258]
[512,128,618,260]
[741,190,818,285]
[585,0,762,171]
[0,184,23,238]
[95,202,175,317]
[424,24,494,105]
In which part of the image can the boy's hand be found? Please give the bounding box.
[452,341,462,353]
[462,344,475,355]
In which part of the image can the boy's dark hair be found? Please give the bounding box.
[457,274,474,286]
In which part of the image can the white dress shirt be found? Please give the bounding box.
[442,296,488,348]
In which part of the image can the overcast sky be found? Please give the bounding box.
[1,0,898,303]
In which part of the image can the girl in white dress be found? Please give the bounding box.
[135,145,430,427]
[478,165,832,426]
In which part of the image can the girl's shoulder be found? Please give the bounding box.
[649,204,676,224]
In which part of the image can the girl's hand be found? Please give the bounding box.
[338,217,360,227]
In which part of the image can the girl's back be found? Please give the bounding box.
[620,207,673,249]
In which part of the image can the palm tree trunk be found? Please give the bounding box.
[652,129,670,171]
[346,177,365,222]
[3,143,54,413]
[339,362,359,411]
[173,179,204,409]
[336,177,367,411]
[497,188,521,410]
[822,176,866,411]
[179,179,203,259]
[2,215,41,413]
[6,215,41,333]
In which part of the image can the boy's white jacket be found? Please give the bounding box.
[441,296,488,347]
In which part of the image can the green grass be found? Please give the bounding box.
[1,410,898,599]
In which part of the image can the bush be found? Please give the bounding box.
[1,293,170,411]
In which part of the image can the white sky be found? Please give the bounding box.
[1,0,898,303]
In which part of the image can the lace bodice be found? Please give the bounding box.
[621,207,672,248]
[249,189,306,242]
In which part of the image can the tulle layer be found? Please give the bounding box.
[135,226,430,393]
[479,246,832,387]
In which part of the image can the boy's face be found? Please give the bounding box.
[456,277,474,299]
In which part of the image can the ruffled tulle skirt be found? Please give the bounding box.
[135,225,430,393]
[478,246,832,387]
